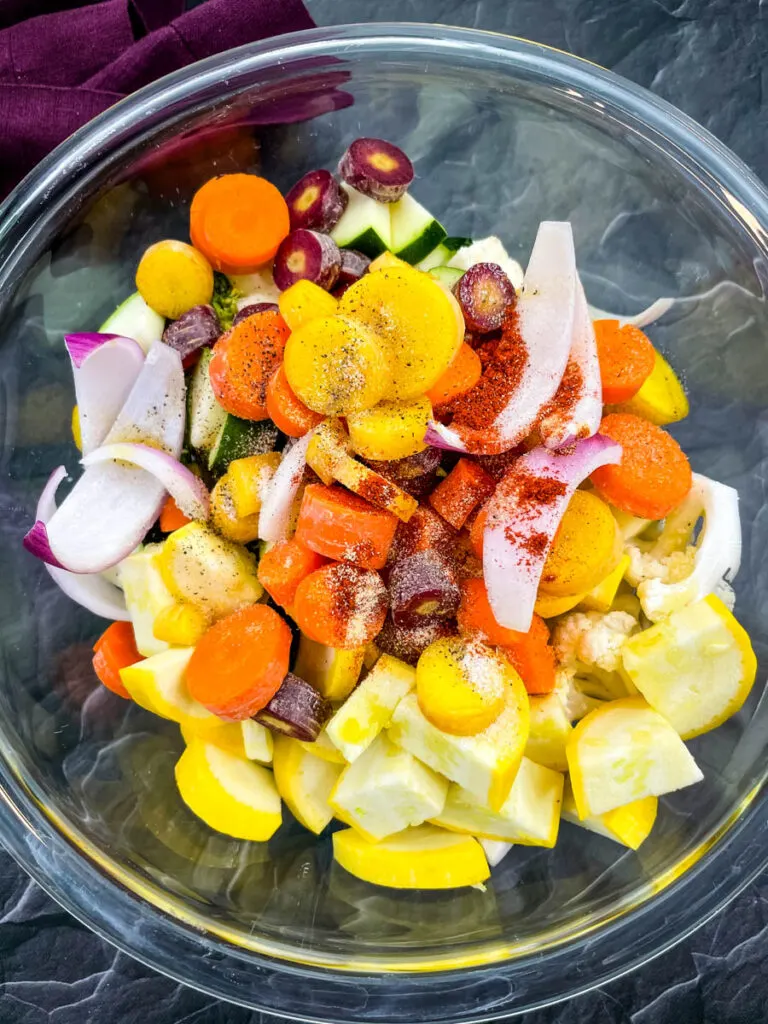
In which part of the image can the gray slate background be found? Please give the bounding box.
[1,1,766,1021]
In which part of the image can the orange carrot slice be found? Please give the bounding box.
[428,457,495,530]
[159,495,191,533]
[425,342,482,407]
[594,319,655,404]
[293,563,388,649]
[294,483,398,570]
[92,622,142,699]
[209,308,290,420]
[591,412,692,519]
[266,363,325,437]
[257,538,328,609]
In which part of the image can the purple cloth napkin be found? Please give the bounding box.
[0,0,314,199]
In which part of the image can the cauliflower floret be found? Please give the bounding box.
[624,540,696,589]
[553,610,639,675]
[552,668,601,722]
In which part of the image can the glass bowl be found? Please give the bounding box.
[0,24,766,1022]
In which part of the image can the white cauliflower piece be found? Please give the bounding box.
[624,541,696,588]
[446,236,525,291]
[552,668,600,722]
[553,609,640,675]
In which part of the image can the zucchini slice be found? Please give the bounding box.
[207,415,279,474]
[187,348,226,453]
[389,193,446,265]
[331,183,392,259]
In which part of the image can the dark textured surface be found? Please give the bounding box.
[1,1,766,1021]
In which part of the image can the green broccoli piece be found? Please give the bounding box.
[211,271,241,331]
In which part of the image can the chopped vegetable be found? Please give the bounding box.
[255,673,331,741]
[233,301,278,326]
[273,229,341,291]
[210,272,240,331]
[285,169,348,232]
[277,278,339,331]
[425,342,482,408]
[136,240,214,320]
[591,413,692,519]
[389,192,446,265]
[175,739,282,841]
[417,637,509,736]
[159,496,191,534]
[92,621,142,699]
[226,451,281,519]
[455,262,516,333]
[266,363,325,437]
[294,483,398,570]
[162,303,221,358]
[428,457,495,530]
[209,308,290,420]
[190,173,290,273]
[365,447,442,500]
[561,778,657,851]
[272,736,343,834]
[389,549,460,627]
[293,633,365,701]
[525,694,572,771]
[257,432,313,543]
[210,475,261,543]
[187,347,227,453]
[66,334,145,455]
[347,395,432,461]
[611,348,689,425]
[120,647,215,730]
[152,601,210,646]
[186,603,292,720]
[118,545,175,657]
[330,183,392,258]
[337,248,371,285]
[539,490,619,597]
[339,137,414,203]
[594,319,655,404]
[376,614,457,667]
[257,538,328,609]
[293,563,388,649]
[621,595,756,740]
[98,291,164,354]
[334,824,489,889]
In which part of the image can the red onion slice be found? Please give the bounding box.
[81,443,209,520]
[539,277,602,449]
[483,434,622,632]
[68,335,145,455]
[25,466,130,619]
[258,432,313,543]
[36,342,185,573]
[426,222,577,455]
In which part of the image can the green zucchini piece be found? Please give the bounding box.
[207,415,279,474]
[389,193,446,265]
[417,235,473,272]
[428,265,464,290]
[331,183,392,259]
[187,348,227,453]
[99,291,165,354]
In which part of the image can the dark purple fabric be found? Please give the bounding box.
[0,0,314,199]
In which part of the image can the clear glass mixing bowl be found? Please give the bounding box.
[0,24,766,1022]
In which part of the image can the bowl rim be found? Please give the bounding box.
[0,22,766,1021]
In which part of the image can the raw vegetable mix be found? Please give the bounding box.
[22,137,757,893]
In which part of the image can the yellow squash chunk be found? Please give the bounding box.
[175,739,281,841]
[71,405,82,451]
[368,251,409,272]
[389,682,530,812]
[333,824,489,890]
[337,264,463,400]
[432,757,563,847]
[561,778,657,850]
[613,349,689,426]
[119,544,175,657]
[156,521,262,620]
[540,490,620,597]
[416,638,508,736]
[241,720,274,764]
[284,315,392,415]
[136,239,213,320]
[525,693,573,772]
[228,452,281,519]
[153,601,210,647]
[210,475,261,544]
[298,729,346,765]
[621,594,757,740]
[326,654,415,762]
[306,418,417,521]
[294,633,364,701]
[181,719,246,757]
[566,696,703,819]
[579,554,631,613]
[120,647,217,730]
[278,278,338,331]
[534,590,584,618]
[273,735,344,834]
[347,396,432,462]
[329,733,448,841]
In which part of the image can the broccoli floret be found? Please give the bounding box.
[211,272,241,331]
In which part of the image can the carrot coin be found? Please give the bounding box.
[594,319,656,404]
[266,363,325,437]
[293,563,388,649]
[92,621,142,699]
[209,308,290,420]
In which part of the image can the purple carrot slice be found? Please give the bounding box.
[273,229,342,291]
[376,613,457,666]
[285,169,348,232]
[338,138,414,203]
[233,302,279,326]
[365,448,442,498]
[389,549,461,628]
[337,248,371,286]
[162,305,220,358]
[455,263,516,334]
[255,673,331,741]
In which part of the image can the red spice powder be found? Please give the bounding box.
[539,356,584,428]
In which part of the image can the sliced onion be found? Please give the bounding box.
[539,277,602,449]
[65,332,126,368]
[81,443,209,520]
[638,474,741,622]
[69,335,145,455]
[37,342,185,573]
[483,435,622,632]
[25,466,129,619]
[588,297,675,328]
[427,221,577,455]
[424,421,468,452]
[258,432,313,543]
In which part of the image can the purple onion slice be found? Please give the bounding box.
[255,673,331,741]
[389,550,460,628]
[273,229,342,291]
[233,302,279,326]
[455,263,516,334]
[285,169,348,232]
[338,138,414,203]
[162,304,221,359]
